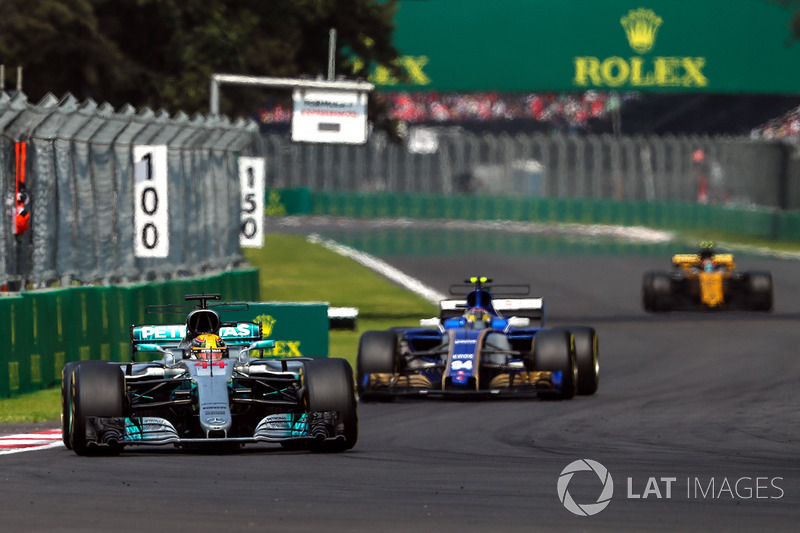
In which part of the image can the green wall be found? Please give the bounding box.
[0,269,260,397]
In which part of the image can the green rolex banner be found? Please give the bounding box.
[378,0,800,94]
[219,303,329,358]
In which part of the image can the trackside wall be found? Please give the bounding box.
[0,269,260,398]
[273,188,800,242]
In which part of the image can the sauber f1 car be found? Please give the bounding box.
[356,277,599,400]
[61,294,357,455]
[642,244,773,312]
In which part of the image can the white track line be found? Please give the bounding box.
[307,234,446,304]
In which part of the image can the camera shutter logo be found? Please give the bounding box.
[558,459,614,516]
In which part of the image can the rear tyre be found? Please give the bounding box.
[70,362,125,456]
[356,330,398,402]
[531,330,576,399]
[61,361,80,450]
[746,271,773,311]
[304,358,358,453]
[552,326,598,396]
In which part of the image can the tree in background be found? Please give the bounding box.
[0,0,405,127]
[0,0,135,104]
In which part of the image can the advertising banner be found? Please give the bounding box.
[380,0,800,94]
[292,89,368,144]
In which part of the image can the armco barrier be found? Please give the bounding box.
[271,188,800,243]
[0,269,261,397]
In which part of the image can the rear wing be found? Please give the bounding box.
[130,321,263,350]
[439,297,545,325]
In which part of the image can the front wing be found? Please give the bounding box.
[360,369,563,399]
[83,411,348,449]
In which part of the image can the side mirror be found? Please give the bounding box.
[419,317,440,327]
[507,317,531,327]
[250,340,276,351]
[136,344,166,353]
[239,339,276,361]
[136,343,176,364]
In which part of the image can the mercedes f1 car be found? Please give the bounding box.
[61,294,358,455]
[642,244,773,312]
[356,277,599,400]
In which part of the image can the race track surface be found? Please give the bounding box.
[2,220,798,532]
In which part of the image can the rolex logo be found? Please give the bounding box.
[254,314,277,337]
[620,8,662,54]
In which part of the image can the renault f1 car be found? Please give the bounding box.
[61,294,357,456]
[356,277,599,400]
[642,246,773,312]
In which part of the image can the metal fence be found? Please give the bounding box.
[5,90,800,290]
[256,126,800,210]
[1,91,257,289]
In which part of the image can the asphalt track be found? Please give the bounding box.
[1,220,799,532]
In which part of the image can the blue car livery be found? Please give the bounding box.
[356,277,599,400]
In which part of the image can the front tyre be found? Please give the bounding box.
[356,330,398,402]
[70,362,125,456]
[304,358,358,453]
[746,271,773,311]
[643,271,672,312]
[552,326,598,396]
[60,361,80,450]
[531,330,576,399]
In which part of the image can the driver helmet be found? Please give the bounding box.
[464,307,492,329]
[190,334,228,361]
[699,242,715,272]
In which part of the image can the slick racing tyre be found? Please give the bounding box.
[356,330,398,402]
[552,326,598,396]
[70,361,125,456]
[642,272,656,312]
[643,271,672,312]
[746,271,773,312]
[530,329,576,399]
[304,358,358,453]
[60,361,80,450]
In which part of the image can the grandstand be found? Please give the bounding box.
[256,91,800,138]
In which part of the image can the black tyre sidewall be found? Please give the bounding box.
[746,271,774,311]
[304,358,358,452]
[532,330,576,399]
[650,272,672,311]
[356,330,398,399]
[642,271,655,311]
[552,326,598,395]
[60,361,80,449]
[70,361,125,455]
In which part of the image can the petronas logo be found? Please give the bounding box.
[620,8,662,53]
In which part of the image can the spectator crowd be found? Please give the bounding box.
[258,91,628,133]
[750,107,800,139]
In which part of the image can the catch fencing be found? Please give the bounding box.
[5,91,800,289]
[1,91,258,290]
[256,127,800,211]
